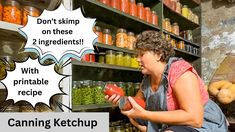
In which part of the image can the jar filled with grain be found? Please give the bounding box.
[116,28,127,48]
[102,28,113,45]
[3,0,22,25]
[93,26,103,43]
[127,32,136,50]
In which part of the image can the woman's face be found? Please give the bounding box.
[137,50,160,75]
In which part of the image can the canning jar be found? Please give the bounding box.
[105,50,115,65]
[103,84,125,97]
[116,82,126,95]
[93,26,103,43]
[123,53,131,67]
[163,18,171,32]
[89,53,95,62]
[171,38,176,48]
[137,3,146,21]
[81,80,94,105]
[120,0,129,14]
[72,81,82,105]
[116,28,127,48]
[134,82,140,95]
[0,59,6,80]
[119,96,145,111]
[81,54,90,62]
[127,32,136,49]
[102,28,113,45]
[177,41,185,50]
[98,52,105,63]
[182,5,189,18]
[115,51,124,66]
[22,6,40,26]
[145,7,152,23]
[131,54,139,68]
[99,0,110,6]
[165,34,171,42]
[3,0,22,25]
[151,11,158,26]
[170,0,177,11]
[94,81,106,104]
[110,0,120,10]
[187,30,193,41]
[129,0,137,17]
[176,0,182,14]
[114,125,125,132]
[0,0,2,20]
[180,30,187,39]
[125,82,134,96]
[172,22,179,35]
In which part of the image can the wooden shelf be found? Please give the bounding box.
[81,0,161,33]
[163,5,200,30]
[72,103,115,111]
[0,21,26,56]
[94,42,137,54]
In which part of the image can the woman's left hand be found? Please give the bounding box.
[121,96,146,119]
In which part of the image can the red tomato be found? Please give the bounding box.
[103,84,125,97]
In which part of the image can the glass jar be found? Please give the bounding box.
[102,28,113,45]
[116,28,127,48]
[123,53,131,67]
[171,38,176,48]
[137,3,146,21]
[131,54,139,68]
[0,0,2,20]
[89,53,95,62]
[151,11,158,26]
[104,84,125,97]
[110,0,120,10]
[81,80,94,105]
[187,30,193,41]
[177,41,185,50]
[125,82,134,96]
[72,81,82,105]
[22,6,40,26]
[120,0,129,14]
[0,59,7,80]
[170,0,177,11]
[114,125,125,132]
[98,52,105,63]
[129,0,137,17]
[99,0,110,6]
[115,51,124,66]
[176,0,182,14]
[182,5,189,18]
[93,26,103,43]
[145,7,152,23]
[105,50,116,65]
[163,18,171,32]
[180,30,187,39]
[94,81,106,104]
[165,34,171,42]
[134,82,140,95]
[81,54,90,62]
[119,96,145,111]
[127,32,136,50]
[3,0,22,25]
[172,22,179,35]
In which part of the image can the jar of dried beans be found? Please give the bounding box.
[3,0,22,25]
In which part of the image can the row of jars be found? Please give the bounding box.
[110,120,141,132]
[164,34,200,55]
[98,0,158,26]
[72,80,140,105]
[163,0,199,24]
[0,0,41,25]
[94,26,136,50]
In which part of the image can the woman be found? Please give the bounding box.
[106,31,228,132]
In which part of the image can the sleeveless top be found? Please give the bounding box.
[139,57,228,132]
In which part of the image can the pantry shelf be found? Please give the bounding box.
[72,103,114,111]
[81,0,161,33]
[163,30,200,47]
[94,43,137,54]
[0,21,26,56]
[174,48,200,61]
[163,5,200,30]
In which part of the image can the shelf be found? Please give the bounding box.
[163,30,200,47]
[163,5,200,30]
[174,48,200,61]
[94,42,137,54]
[81,0,161,33]
[72,61,140,72]
[0,21,26,56]
[72,103,115,111]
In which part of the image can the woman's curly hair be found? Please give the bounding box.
[135,30,175,62]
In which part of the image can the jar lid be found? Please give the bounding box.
[24,6,40,14]
[103,28,111,34]
[127,32,135,36]
[137,2,144,6]
[183,5,188,8]
[116,51,124,54]
[165,18,170,21]
[5,0,20,7]
[152,11,157,14]
[94,26,102,32]
[145,7,151,11]
[99,52,105,55]
[173,22,178,26]
[117,28,127,33]
[106,50,115,54]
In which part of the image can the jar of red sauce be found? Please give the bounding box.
[145,7,152,23]
[110,0,120,10]
[151,11,158,26]
[104,84,125,97]
[120,0,129,14]
[137,2,146,21]
[99,0,110,6]
[119,96,146,111]
[129,0,137,17]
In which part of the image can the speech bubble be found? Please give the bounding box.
[1,58,65,107]
[20,4,97,63]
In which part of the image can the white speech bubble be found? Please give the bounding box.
[20,4,97,63]
[1,58,64,107]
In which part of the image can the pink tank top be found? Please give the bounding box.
[167,60,209,111]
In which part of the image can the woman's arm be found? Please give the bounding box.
[122,71,204,128]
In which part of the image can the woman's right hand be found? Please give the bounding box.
[105,94,121,106]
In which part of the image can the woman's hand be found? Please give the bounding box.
[121,96,146,119]
[129,118,147,132]
[104,94,120,106]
